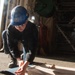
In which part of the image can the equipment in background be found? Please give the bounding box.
[34,0,55,18]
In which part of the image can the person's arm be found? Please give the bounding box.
[25,24,38,63]
[7,26,20,58]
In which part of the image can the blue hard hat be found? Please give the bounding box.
[10,5,29,26]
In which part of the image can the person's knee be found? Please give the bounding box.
[2,30,7,38]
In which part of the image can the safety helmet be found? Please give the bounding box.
[10,5,29,26]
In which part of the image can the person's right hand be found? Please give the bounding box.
[15,60,25,75]
[15,60,29,75]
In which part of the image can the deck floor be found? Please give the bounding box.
[0,52,75,75]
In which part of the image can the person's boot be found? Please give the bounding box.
[8,55,18,68]
[0,46,4,52]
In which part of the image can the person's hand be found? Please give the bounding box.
[15,60,29,75]
[15,65,25,75]
[18,60,24,67]
[15,60,25,75]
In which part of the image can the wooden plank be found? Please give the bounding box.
[5,0,11,29]
[20,0,24,6]
[24,0,28,9]
[0,0,5,48]
[16,0,20,5]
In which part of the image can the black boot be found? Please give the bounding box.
[8,55,18,68]
[0,46,4,52]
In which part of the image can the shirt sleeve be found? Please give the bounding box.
[25,24,38,62]
[7,26,20,58]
